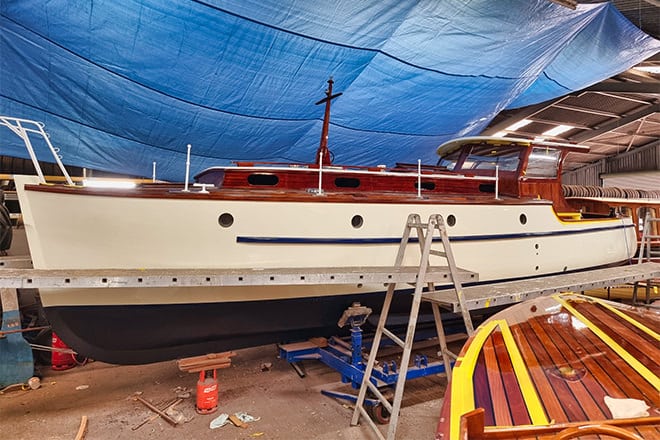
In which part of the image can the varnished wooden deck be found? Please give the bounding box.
[437,294,660,439]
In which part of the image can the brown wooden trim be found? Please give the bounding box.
[475,416,660,439]
[23,183,553,205]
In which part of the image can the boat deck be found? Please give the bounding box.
[438,294,660,439]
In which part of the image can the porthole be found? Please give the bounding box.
[415,181,436,191]
[446,215,456,227]
[534,243,539,249]
[218,213,234,228]
[479,183,496,193]
[247,174,279,186]
[519,213,527,225]
[335,177,360,188]
[351,215,364,228]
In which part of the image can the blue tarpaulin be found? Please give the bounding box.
[1,0,658,181]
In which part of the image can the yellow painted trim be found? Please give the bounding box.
[449,319,499,440]
[556,212,582,220]
[498,323,549,425]
[552,210,630,225]
[555,295,660,392]
[589,296,660,341]
[448,319,549,439]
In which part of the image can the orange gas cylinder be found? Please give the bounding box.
[51,332,76,371]
[196,369,218,414]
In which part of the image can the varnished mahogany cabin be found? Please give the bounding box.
[195,138,582,214]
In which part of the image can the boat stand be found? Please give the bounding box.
[278,302,460,419]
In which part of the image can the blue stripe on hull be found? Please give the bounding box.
[237,223,634,244]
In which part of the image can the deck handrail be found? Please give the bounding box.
[0,116,73,185]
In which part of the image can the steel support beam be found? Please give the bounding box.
[567,103,659,143]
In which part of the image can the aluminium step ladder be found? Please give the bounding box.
[637,210,660,264]
[634,211,660,304]
[350,213,477,440]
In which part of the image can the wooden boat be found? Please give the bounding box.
[436,293,660,439]
[5,81,638,364]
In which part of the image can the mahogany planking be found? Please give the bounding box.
[473,351,496,426]
[572,302,659,375]
[490,330,531,426]
[24,182,550,206]
[437,296,659,439]
[533,314,612,419]
[517,320,588,422]
[483,334,515,427]
[569,312,659,405]
[510,324,566,423]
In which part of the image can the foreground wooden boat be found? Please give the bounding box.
[4,81,638,364]
[436,293,660,439]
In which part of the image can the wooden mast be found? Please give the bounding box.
[315,78,342,166]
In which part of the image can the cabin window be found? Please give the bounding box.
[436,150,460,170]
[195,169,225,187]
[525,147,561,178]
[335,177,360,188]
[247,174,279,186]
[351,215,364,228]
[446,215,456,227]
[459,145,521,172]
[414,181,436,191]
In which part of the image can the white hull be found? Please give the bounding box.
[15,175,637,307]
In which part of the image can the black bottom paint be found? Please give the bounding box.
[46,291,436,365]
[44,262,627,365]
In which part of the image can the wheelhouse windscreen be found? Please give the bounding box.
[525,147,561,178]
[437,144,522,172]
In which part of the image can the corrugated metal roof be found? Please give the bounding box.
[483,1,660,175]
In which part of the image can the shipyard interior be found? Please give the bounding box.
[1,1,659,439]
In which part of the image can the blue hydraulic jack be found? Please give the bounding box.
[278,303,451,423]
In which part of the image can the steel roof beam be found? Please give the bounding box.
[567,103,660,143]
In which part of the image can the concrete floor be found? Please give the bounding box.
[0,344,449,440]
